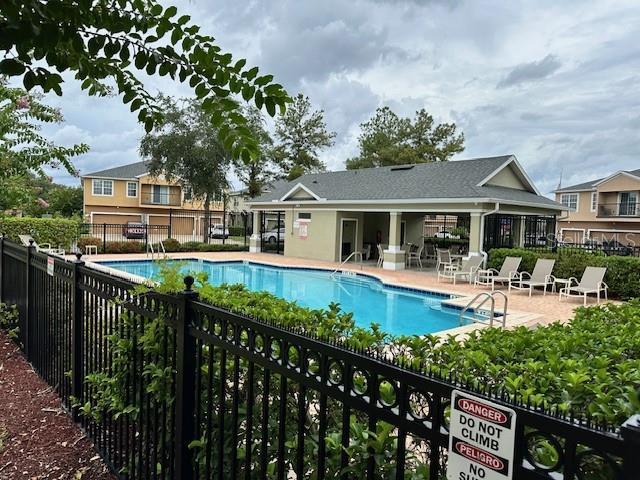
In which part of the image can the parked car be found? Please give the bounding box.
[262,227,285,244]
[525,235,548,246]
[209,224,230,239]
[122,221,147,239]
[433,230,460,239]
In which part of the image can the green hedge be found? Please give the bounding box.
[488,247,640,299]
[0,216,80,249]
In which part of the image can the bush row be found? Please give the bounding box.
[488,247,640,299]
[0,216,80,249]
[152,264,640,426]
[76,237,248,254]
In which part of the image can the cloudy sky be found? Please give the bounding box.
[40,0,639,196]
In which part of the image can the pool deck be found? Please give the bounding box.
[84,251,598,337]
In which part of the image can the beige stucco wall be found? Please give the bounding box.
[83,178,139,208]
[283,209,339,262]
[555,191,596,222]
[597,174,640,193]
[557,220,640,243]
[485,165,527,190]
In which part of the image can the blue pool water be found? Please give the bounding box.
[99,260,466,336]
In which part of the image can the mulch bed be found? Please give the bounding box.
[0,331,116,479]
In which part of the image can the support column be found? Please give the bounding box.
[383,212,405,270]
[249,211,261,253]
[469,213,482,256]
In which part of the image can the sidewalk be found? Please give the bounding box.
[0,331,114,479]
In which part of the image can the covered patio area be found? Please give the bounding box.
[246,155,565,269]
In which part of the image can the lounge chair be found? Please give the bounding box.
[438,255,484,284]
[423,242,437,264]
[436,249,454,272]
[508,259,555,296]
[474,256,522,290]
[407,243,424,269]
[376,244,384,268]
[18,234,65,256]
[559,267,608,305]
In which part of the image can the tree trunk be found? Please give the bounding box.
[203,193,210,243]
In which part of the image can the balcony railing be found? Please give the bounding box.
[597,202,639,217]
[141,191,182,206]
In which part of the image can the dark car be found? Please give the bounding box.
[122,221,147,239]
[602,240,633,256]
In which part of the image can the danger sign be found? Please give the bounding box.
[447,390,516,480]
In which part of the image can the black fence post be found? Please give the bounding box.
[174,276,198,480]
[102,223,107,253]
[168,209,173,239]
[24,240,35,357]
[622,414,640,478]
[144,224,149,252]
[243,213,248,247]
[71,252,85,421]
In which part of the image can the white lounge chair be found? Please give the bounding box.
[559,267,608,305]
[508,259,555,296]
[438,255,484,284]
[475,256,522,291]
[18,234,65,256]
[376,244,384,268]
[436,249,454,272]
[407,243,424,269]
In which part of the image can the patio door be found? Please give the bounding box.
[340,219,358,260]
[619,192,637,216]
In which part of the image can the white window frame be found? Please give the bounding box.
[92,179,113,196]
[126,181,138,198]
[560,193,578,212]
[590,192,597,213]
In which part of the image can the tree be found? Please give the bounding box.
[48,185,84,217]
[345,107,465,169]
[0,1,289,160]
[273,94,335,180]
[233,106,276,198]
[0,79,88,179]
[139,95,230,242]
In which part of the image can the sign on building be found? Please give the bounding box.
[47,256,55,277]
[448,390,517,480]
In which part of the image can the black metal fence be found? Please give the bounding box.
[0,238,639,479]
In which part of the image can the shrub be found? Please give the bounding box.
[194,243,248,252]
[77,236,101,252]
[0,216,80,249]
[487,247,640,299]
[104,241,144,254]
[156,238,181,252]
[0,302,20,341]
[228,226,246,237]
[396,300,640,425]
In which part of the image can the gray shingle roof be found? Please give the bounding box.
[83,161,150,179]
[556,169,640,192]
[251,156,561,208]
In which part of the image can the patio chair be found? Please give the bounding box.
[376,244,384,268]
[18,234,65,256]
[406,243,424,269]
[436,249,454,271]
[424,242,437,264]
[362,244,372,261]
[559,267,608,305]
[437,255,484,284]
[508,259,556,296]
[474,256,522,291]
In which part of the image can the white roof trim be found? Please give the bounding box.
[592,170,640,186]
[279,183,325,202]
[249,196,564,211]
[82,175,138,181]
[476,155,541,195]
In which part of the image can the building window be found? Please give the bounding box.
[126,182,138,197]
[183,185,192,201]
[560,193,578,211]
[297,212,312,220]
[92,179,113,196]
[590,192,597,212]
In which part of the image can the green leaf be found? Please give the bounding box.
[177,15,190,25]
[164,5,178,18]
[171,27,183,45]
[150,4,163,15]
[0,59,26,75]
[134,51,147,69]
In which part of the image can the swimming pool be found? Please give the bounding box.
[99,259,468,336]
